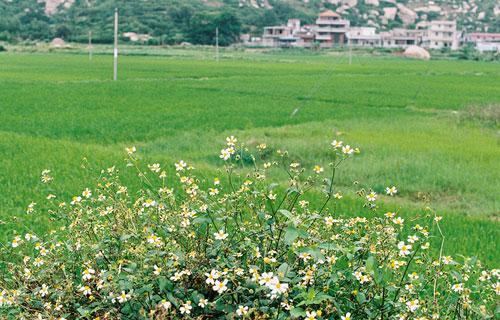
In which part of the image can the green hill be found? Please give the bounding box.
[0,0,499,44]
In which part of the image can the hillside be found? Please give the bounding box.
[0,0,499,44]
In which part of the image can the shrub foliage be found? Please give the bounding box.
[0,137,498,319]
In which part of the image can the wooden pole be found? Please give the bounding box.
[215,27,219,62]
[88,30,92,61]
[113,8,118,81]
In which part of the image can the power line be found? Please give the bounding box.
[291,53,346,117]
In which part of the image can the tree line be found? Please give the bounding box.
[0,0,316,45]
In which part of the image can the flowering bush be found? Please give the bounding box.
[0,137,498,319]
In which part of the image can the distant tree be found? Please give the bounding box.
[188,11,241,46]
[187,12,216,45]
[55,24,71,39]
[214,11,242,46]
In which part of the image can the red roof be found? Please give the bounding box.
[319,10,340,18]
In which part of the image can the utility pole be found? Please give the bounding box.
[113,8,118,81]
[215,27,219,62]
[348,36,352,65]
[88,30,92,61]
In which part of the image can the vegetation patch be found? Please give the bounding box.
[1,138,498,319]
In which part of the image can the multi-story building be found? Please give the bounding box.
[380,28,424,48]
[464,33,500,52]
[262,25,293,47]
[420,20,459,50]
[347,27,381,47]
[314,10,350,47]
[261,19,302,47]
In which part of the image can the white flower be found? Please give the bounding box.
[160,300,171,310]
[148,163,161,173]
[353,271,371,284]
[41,169,53,183]
[212,279,228,293]
[408,272,419,281]
[406,299,420,312]
[398,241,412,256]
[82,268,95,281]
[386,186,398,196]
[214,230,228,240]
[205,269,221,285]
[452,283,464,293]
[259,272,274,286]
[305,311,317,320]
[180,301,192,314]
[226,136,237,146]
[153,265,162,276]
[143,199,157,208]
[493,282,500,295]
[407,235,419,243]
[342,145,354,155]
[33,257,44,267]
[117,291,131,303]
[198,298,208,308]
[39,284,49,297]
[125,146,136,155]
[78,285,91,296]
[70,196,81,205]
[442,256,453,265]
[26,202,36,214]
[393,217,405,225]
[82,188,92,198]
[11,236,22,248]
[324,216,334,226]
[268,277,289,295]
[175,160,187,171]
[313,165,324,174]
[298,252,312,262]
[220,148,231,161]
[366,192,377,202]
[236,305,249,316]
[331,139,343,149]
[341,313,352,320]
[327,255,337,264]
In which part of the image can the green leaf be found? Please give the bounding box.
[307,288,316,301]
[278,209,293,220]
[290,307,306,318]
[312,292,334,304]
[192,216,211,225]
[284,226,299,245]
[366,255,377,274]
[277,262,290,277]
[357,292,366,304]
[158,277,173,292]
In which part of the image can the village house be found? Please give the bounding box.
[419,20,459,50]
[464,33,500,52]
[262,19,302,47]
[380,28,423,48]
[347,27,381,47]
[262,10,350,48]
[314,10,350,47]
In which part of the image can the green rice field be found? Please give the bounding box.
[0,48,498,264]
